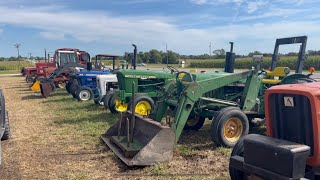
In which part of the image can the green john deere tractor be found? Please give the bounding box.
[104,44,179,115]
[101,36,316,166]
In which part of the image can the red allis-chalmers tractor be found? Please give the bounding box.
[23,48,90,83]
[229,82,320,179]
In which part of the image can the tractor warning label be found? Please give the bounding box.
[284,97,294,107]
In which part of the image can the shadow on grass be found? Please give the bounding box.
[53,111,118,126]
[21,94,43,100]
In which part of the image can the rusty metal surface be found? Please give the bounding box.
[101,112,175,166]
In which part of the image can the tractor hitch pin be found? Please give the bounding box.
[131,81,136,143]
[117,112,122,139]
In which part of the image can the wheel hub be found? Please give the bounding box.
[80,90,90,101]
[223,117,243,143]
[115,99,128,112]
[135,101,152,116]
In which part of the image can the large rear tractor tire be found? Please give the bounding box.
[1,111,10,141]
[229,138,249,180]
[184,115,205,131]
[76,86,93,101]
[211,107,249,147]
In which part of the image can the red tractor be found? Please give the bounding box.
[23,48,90,83]
[229,81,320,179]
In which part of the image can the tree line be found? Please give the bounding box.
[2,49,320,63]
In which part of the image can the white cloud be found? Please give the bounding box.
[190,0,208,5]
[0,5,319,54]
[39,31,65,40]
[247,1,268,13]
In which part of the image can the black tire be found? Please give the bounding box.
[130,95,154,116]
[184,115,205,131]
[229,138,248,180]
[69,80,79,98]
[2,111,10,141]
[108,93,118,114]
[65,81,72,93]
[211,107,249,147]
[75,86,93,101]
[103,91,114,109]
[26,76,34,83]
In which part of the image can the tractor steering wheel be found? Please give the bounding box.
[167,66,179,73]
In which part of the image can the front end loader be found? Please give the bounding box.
[37,62,85,97]
[102,62,264,166]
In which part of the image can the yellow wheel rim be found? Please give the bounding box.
[223,117,243,143]
[135,100,152,116]
[115,99,128,112]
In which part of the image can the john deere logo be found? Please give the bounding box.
[284,97,294,107]
[124,75,156,79]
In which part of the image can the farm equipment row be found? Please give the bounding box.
[19,36,320,179]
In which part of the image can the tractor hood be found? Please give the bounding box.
[77,70,111,76]
[188,71,233,81]
[117,69,175,79]
[96,74,118,83]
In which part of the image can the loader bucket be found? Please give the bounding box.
[101,112,175,166]
[30,80,41,91]
[39,78,56,98]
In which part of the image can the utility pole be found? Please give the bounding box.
[209,42,212,57]
[166,43,168,66]
[44,48,47,63]
[14,43,21,68]
[28,53,32,59]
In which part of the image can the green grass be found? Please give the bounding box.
[0,60,34,71]
[43,89,118,146]
[0,70,20,74]
[188,55,320,70]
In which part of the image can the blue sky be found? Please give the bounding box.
[0,0,319,57]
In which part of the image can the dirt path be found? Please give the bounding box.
[0,76,230,179]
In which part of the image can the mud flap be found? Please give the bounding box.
[30,80,41,91]
[101,112,175,166]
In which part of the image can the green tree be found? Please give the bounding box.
[213,49,226,58]
[149,49,162,64]
[162,50,179,64]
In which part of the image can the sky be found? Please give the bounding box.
[0,0,319,57]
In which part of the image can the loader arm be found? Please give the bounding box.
[173,70,255,142]
[49,62,84,79]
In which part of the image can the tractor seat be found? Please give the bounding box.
[262,67,290,85]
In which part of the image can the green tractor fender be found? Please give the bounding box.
[280,74,316,84]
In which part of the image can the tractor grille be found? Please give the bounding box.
[269,94,314,155]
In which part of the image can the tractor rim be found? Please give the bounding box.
[79,90,91,101]
[223,117,243,143]
[115,99,128,112]
[135,100,152,116]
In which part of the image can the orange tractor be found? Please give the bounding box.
[229,81,320,179]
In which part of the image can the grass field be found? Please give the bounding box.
[0,60,34,72]
[1,77,241,179]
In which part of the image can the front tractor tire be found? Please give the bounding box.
[26,76,34,83]
[131,95,154,116]
[229,138,249,180]
[211,107,249,147]
[76,86,93,101]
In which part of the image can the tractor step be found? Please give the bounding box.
[109,136,144,158]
